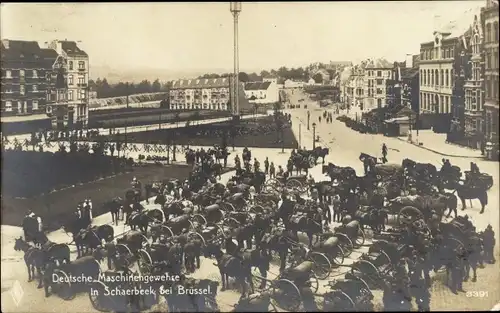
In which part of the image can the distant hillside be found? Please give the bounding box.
[90,65,264,83]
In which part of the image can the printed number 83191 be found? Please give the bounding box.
[466,291,489,298]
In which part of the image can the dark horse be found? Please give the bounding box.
[103,197,123,225]
[312,146,329,164]
[63,220,114,257]
[204,243,254,296]
[451,181,488,214]
[14,237,71,288]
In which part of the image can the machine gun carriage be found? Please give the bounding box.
[321,274,374,311]
[265,174,309,194]
[333,220,366,256]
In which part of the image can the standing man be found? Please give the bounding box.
[269,162,276,178]
[264,157,270,176]
[382,143,388,163]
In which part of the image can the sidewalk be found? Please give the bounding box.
[398,129,484,159]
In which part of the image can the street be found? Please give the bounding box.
[1,89,499,312]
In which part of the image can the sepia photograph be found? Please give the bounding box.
[1,1,499,312]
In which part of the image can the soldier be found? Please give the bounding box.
[244,160,251,172]
[411,276,431,312]
[450,255,465,294]
[264,157,269,175]
[269,162,276,178]
[253,158,260,172]
[483,224,496,264]
[276,165,284,178]
[382,143,388,162]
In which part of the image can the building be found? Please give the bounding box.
[364,58,394,110]
[47,40,90,128]
[283,79,304,89]
[483,0,499,160]
[401,67,420,114]
[1,39,58,117]
[463,13,485,149]
[169,77,250,112]
[244,80,279,104]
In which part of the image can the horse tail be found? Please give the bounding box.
[482,190,488,206]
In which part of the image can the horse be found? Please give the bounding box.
[127,209,150,234]
[451,181,488,213]
[14,237,70,288]
[103,197,123,225]
[287,211,324,247]
[291,154,313,174]
[204,243,254,296]
[322,163,356,183]
[312,146,329,164]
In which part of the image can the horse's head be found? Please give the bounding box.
[14,236,28,251]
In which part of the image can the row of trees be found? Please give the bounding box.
[88,78,170,99]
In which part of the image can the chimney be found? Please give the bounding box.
[405,54,413,68]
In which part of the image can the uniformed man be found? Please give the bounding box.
[253,158,260,172]
[276,165,284,178]
[450,256,465,294]
[269,162,276,178]
[244,160,251,172]
[264,157,270,175]
[483,225,496,264]
[411,276,431,312]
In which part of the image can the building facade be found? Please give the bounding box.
[244,80,279,104]
[1,39,58,117]
[401,68,420,114]
[463,14,485,149]
[48,40,90,127]
[483,0,499,159]
[364,58,393,110]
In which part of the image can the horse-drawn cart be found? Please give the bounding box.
[252,260,318,311]
[322,275,374,311]
[464,171,494,190]
[264,174,309,194]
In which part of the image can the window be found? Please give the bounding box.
[69,61,73,70]
[78,61,85,70]
[80,90,86,99]
[68,90,74,101]
[20,70,25,77]
[376,79,383,85]
[78,77,85,85]
[32,85,38,92]
[32,100,39,110]
[68,75,73,85]
[32,70,38,78]
[495,22,499,42]
[377,71,382,77]
[5,100,12,112]
[440,70,444,87]
[377,88,383,95]
[445,69,449,87]
[20,85,25,95]
[435,69,440,86]
[5,70,11,78]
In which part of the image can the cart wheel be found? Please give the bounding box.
[161,226,175,239]
[351,260,381,288]
[332,290,356,311]
[188,231,207,247]
[221,202,236,212]
[335,233,354,257]
[137,249,153,274]
[52,269,75,300]
[224,217,241,228]
[355,226,366,247]
[89,281,111,312]
[331,245,345,267]
[271,279,302,311]
[308,252,331,280]
[308,275,319,294]
[286,179,302,193]
[192,214,207,227]
[397,206,423,226]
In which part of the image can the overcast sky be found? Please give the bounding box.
[1,1,482,72]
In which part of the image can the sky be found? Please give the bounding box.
[0,1,484,73]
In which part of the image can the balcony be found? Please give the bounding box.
[78,68,85,72]
[77,83,87,87]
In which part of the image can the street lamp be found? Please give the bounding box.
[307,110,310,130]
[312,122,317,149]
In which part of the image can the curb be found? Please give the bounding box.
[394,137,484,159]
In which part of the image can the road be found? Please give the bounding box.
[1,88,499,311]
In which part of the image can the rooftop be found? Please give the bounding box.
[60,40,88,57]
[1,39,58,61]
[244,81,271,91]
[365,58,393,69]
[171,77,230,89]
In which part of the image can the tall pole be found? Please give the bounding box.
[230,2,241,118]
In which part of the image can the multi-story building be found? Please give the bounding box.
[401,68,420,114]
[482,0,499,160]
[169,77,249,112]
[364,58,393,110]
[1,39,58,116]
[463,14,485,149]
[419,7,482,133]
[48,40,90,127]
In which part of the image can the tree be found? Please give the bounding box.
[313,73,323,84]
[238,72,250,83]
[152,79,162,92]
[260,70,270,78]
